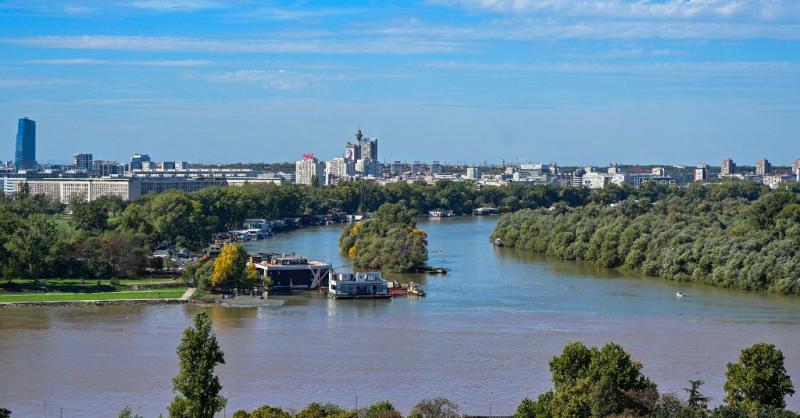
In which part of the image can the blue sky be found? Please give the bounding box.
[0,0,799,166]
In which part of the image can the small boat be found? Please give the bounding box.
[675,292,685,298]
[494,238,505,247]
[408,282,426,297]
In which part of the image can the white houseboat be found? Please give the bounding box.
[328,272,390,299]
[429,208,455,217]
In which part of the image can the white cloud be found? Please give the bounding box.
[127,0,225,11]
[417,60,800,76]
[232,7,363,21]
[366,17,800,40]
[22,58,212,67]
[1,35,460,54]
[0,77,83,88]
[191,70,320,90]
[431,0,800,22]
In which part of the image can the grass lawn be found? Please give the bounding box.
[1,276,181,290]
[0,288,188,303]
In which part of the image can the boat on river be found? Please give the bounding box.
[408,282,426,297]
[328,272,390,299]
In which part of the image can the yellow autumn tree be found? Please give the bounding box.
[211,244,248,289]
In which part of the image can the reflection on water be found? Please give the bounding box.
[1,217,799,417]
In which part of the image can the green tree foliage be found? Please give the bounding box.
[0,407,10,418]
[364,401,401,418]
[409,398,460,418]
[684,380,710,410]
[492,183,800,294]
[339,203,428,272]
[74,231,147,279]
[168,311,227,418]
[724,343,794,409]
[118,406,143,418]
[518,341,658,418]
[233,404,355,418]
[232,405,292,418]
[710,404,800,417]
[5,214,63,285]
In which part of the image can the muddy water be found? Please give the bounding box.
[1,217,798,417]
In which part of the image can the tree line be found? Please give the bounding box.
[0,177,783,283]
[514,340,796,417]
[492,181,800,294]
[339,203,428,272]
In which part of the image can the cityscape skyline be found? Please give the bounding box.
[1,1,799,165]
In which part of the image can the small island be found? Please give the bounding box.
[339,203,428,273]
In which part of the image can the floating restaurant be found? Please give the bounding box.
[252,253,332,294]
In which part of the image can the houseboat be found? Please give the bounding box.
[473,207,499,216]
[253,253,332,294]
[429,208,455,217]
[328,272,390,299]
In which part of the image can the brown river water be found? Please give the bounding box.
[1,217,799,417]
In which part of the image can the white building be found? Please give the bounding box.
[694,164,710,183]
[17,178,141,203]
[295,155,324,186]
[582,172,630,189]
[326,157,355,185]
[356,159,382,177]
[465,167,481,180]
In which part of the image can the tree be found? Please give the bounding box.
[684,379,710,410]
[211,244,249,290]
[409,398,460,418]
[364,401,401,418]
[724,343,794,409]
[0,407,10,418]
[70,195,109,231]
[518,341,658,418]
[119,406,143,418]
[168,311,227,418]
[5,214,60,285]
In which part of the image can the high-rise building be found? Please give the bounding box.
[411,161,423,174]
[792,158,800,176]
[431,161,443,174]
[14,117,36,170]
[295,154,324,186]
[345,129,378,162]
[721,158,736,176]
[651,167,666,177]
[756,158,771,176]
[694,164,710,182]
[130,154,151,171]
[73,153,93,172]
[465,167,481,180]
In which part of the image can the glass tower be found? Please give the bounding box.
[14,117,36,170]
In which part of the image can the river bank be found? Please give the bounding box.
[1,217,798,417]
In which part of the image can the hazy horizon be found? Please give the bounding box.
[1,0,798,165]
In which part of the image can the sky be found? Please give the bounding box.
[0,0,799,166]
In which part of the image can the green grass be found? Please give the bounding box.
[2,276,180,288]
[0,288,188,303]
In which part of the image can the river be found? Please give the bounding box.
[1,217,799,417]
